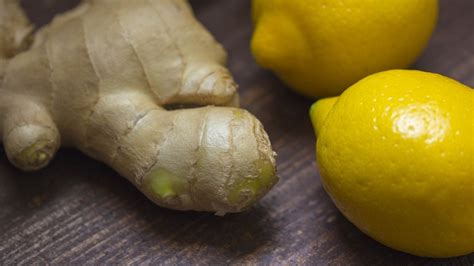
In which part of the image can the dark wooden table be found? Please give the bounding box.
[1,0,473,264]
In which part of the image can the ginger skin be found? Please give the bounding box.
[0,0,278,214]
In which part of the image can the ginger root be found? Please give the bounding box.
[0,0,278,214]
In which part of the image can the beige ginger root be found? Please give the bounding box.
[0,0,278,214]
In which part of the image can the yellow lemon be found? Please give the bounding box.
[310,70,474,258]
[251,0,438,98]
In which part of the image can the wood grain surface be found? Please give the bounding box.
[1,0,473,265]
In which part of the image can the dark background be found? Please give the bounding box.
[1,0,473,264]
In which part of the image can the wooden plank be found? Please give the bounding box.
[1,0,473,264]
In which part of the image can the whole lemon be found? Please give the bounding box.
[310,70,474,258]
[251,0,438,98]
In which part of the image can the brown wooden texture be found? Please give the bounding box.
[1,0,473,264]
